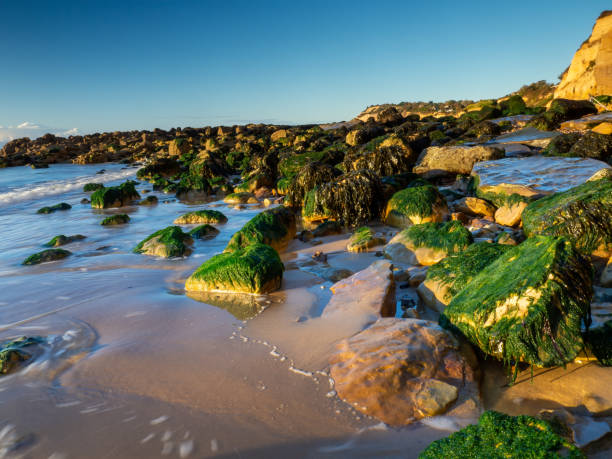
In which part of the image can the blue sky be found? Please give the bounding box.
[0,1,609,143]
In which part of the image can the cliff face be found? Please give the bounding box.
[555,11,612,100]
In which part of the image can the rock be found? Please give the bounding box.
[311,220,343,238]
[601,257,612,287]
[83,183,104,192]
[185,243,283,294]
[223,192,255,204]
[585,320,612,366]
[284,161,341,207]
[91,181,140,208]
[454,197,495,217]
[384,185,449,228]
[44,234,85,247]
[441,236,592,367]
[302,170,384,227]
[133,226,192,258]
[343,136,416,176]
[417,242,512,313]
[318,267,353,283]
[346,227,386,252]
[189,224,220,240]
[138,195,158,206]
[173,209,227,225]
[495,231,518,245]
[1,336,43,375]
[588,168,612,181]
[345,125,384,147]
[539,408,611,449]
[568,131,612,162]
[494,201,528,227]
[329,318,478,426]
[522,177,612,254]
[592,121,612,135]
[100,214,130,225]
[270,129,290,142]
[225,206,296,253]
[542,132,582,156]
[136,157,181,180]
[383,221,472,266]
[168,137,190,156]
[555,11,612,100]
[37,202,71,214]
[23,248,71,265]
[420,411,582,458]
[413,145,504,178]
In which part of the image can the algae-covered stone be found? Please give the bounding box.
[522,178,612,254]
[384,221,473,266]
[174,209,227,225]
[101,214,130,225]
[225,206,296,253]
[189,224,220,240]
[133,226,192,258]
[441,236,592,367]
[223,192,256,204]
[83,183,104,192]
[419,410,584,459]
[285,161,340,208]
[585,320,612,366]
[185,243,283,294]
[23,248,71,265]
[138,195,158,206]
[454,197,496,218]
[418,242,512,313]
[1,336,43,376]
[37,202,71,214]
[91,181,140,208]
[347,227,386,252]
[384,185,449,228]
[44,234,85,247]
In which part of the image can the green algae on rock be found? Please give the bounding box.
[384,185,448,228]
[83,182,105,192]
[101,214,130,225]
[138,195,158,206]
[185,243,283,294]
[189,224,220,240]
[441,236,592,368]
[522,178,612,254]
[419,410,584,459]
[384,221,473,266]
[223,192,256,204]
[133,226,192,258]
[44,234,86,247]
[37,202,71,214]
[225,206,296,253]
[91,181,140,208]
[585,320,612,366]
[173,209,228,225]
[1,336,43,376]
[23,248,71,265]
[347,227,386,252]
[285,161,341,208]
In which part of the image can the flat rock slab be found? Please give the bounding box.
[472,156,612,196]
[491,127,559,148]
[329,318,480,426]
[561,112,612,131]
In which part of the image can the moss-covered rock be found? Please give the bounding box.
[384,221,473,266]
[543,133,582,156]
[174,209,228,225]
[223,192,257,204]
[101,214,130,225]
[585,320,612,366]
[185,243,283,294]
[418,242,512,312]
[343,139,415,176]
[189,224,220,240]
[83,183,104,192]
[138,195,158,206]
[133,226,192,258]
[419,410,584,459]
[569,131,612,163]
[1,336,43,376]
[225,206,296,252]
[499,95,527,116]
[441,236,592,367]
[37,202,71,214]
[91,181,140,208]
[44,234,86,247]
[136,157,181,180]
[522,178,612,254]
[312,220,343,238]
[346,227,386,252]
[384,185,448,228]
[23,248,71,265]
[285,161,341,208]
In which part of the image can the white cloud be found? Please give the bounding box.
[0,122,79,148]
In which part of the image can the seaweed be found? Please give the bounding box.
[133,226,192,258]
[91,181,140,209]
[174,209,227,225]
[384,185,447,225]
[189,224,220,240]
[44,234,85,247]
[347,227,385,252]
[1,336,44,376]
[23,248,71,265]
[584,320,612,366]
[101,214,130,225]
[37,202,71,214]
[225,206,295,252]
[402,221,473,254]
[83,183,105,192]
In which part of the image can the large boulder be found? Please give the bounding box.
[345,125,384,147]
[384,185,448,228]
[185,243,283,294]
[413,145,504,178]
[91,181,140,208]
[133,226,193,258]
[329,318,479,426]
[522,177,612,254]
[173,209,227,225]
[384,221,472,266]
[225,206,296,253]
[343,134,416,176]
[569,131,612,163]
[284,161,340,207]
[441,236,592,367]
[418,242,512,313]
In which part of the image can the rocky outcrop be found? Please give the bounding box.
[555,11,612,100]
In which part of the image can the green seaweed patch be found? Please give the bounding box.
[101,214,130,225]
[522,178,612,253]
[138,195,158,206]
[385,185,447,221]
[419,410,584,459]
[189,224,220,240]
[174,209,227,225]
[403,221,473,253]
[91,181,140,209]
[276,177,291,195]
[225,206,295,252]
[470,175,531,208]
[44,234,85,247]
[1,336,44,376]
[186,243,283,294]
[441,236,592,368]
[37,202,71,214]
[133,226,192,258]
[23,248,71,265]
[347,227,385,252]
[83,183,104,192]
[223,192,255,204]
[278,151,326,179]
[584,320,612,366]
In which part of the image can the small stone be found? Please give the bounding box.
[494,201,528,227]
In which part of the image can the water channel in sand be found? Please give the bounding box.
[0,163,610,458]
